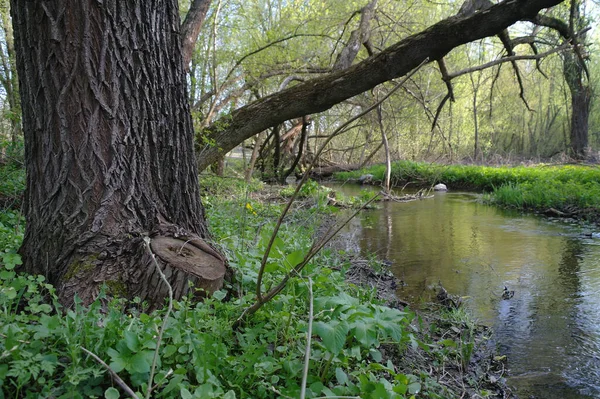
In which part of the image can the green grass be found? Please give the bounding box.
[336,160,600,190]
[199,174,264,197]
[336,161,600,222]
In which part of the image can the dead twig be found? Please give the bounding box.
[81,347,140,399]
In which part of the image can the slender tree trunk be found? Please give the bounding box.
[12,0,225,308]
[181,0,212,68]
[245,134,262,182]
[472,89,479,161]
[282,116,309,183]
[376,105,391,193]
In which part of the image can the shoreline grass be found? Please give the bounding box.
[335,161,600,223]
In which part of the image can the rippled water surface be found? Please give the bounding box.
[334,185,600,398]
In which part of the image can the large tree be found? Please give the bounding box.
[13,0,568,308]
[12,0,225,308]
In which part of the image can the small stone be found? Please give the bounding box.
[358,174,374,184]
[434,183,447,191]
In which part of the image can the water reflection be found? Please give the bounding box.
[335,185,600,398]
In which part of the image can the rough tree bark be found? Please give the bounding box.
[333,0,377,71]
[197,0,566,172]
[563,2,590,159]
[12,0,225,308]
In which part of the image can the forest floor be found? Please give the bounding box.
[207,177,517,397]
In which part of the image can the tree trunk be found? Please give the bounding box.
[569,87,591,158]
[196,0,565,172]
[376,104,391,193]
[12,0,225,308]
[563,52,590,159]
[181,0,212,69]
[245,134,262,182]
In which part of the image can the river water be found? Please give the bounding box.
[333,185,600,398]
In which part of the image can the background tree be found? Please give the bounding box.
[10,0,581,308]
[0,0,19,145]
[196,0,570,171]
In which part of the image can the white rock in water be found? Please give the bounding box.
[358,174,374,183]
[434,183,447,191]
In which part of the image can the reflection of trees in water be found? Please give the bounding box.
[557,238,584,295]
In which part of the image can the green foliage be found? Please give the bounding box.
[200,175,263,199]
[0,164,25,208]
[0,210,23,254]
[489,180,600,219]
[337,161,600,191]
[0,138,24,167]
[279,179,323,198]
[0,180,444,398]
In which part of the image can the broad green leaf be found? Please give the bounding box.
[107,348,127,373]
[264,262,283,273]
[313,320,349,354]
[370,348,382,362]
[335,367,349,386]
[408,381,421,394]
[124,331,140,352]
[223,391,237,399]
[351,322,379,348]
[309,381,325,395]
[104,387,120,399]
[129,351,151,374]
[213,290,227,301]
[284,250,305,268]
[180,388,193,399]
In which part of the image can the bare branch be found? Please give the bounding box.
[81,347,140,399]
[446,42,572,80]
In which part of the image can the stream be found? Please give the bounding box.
[332,184,600,398]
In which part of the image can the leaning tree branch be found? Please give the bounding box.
[197,0,566,172]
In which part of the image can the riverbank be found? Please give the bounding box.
[335,160,600,225]
[0,174,513,398]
